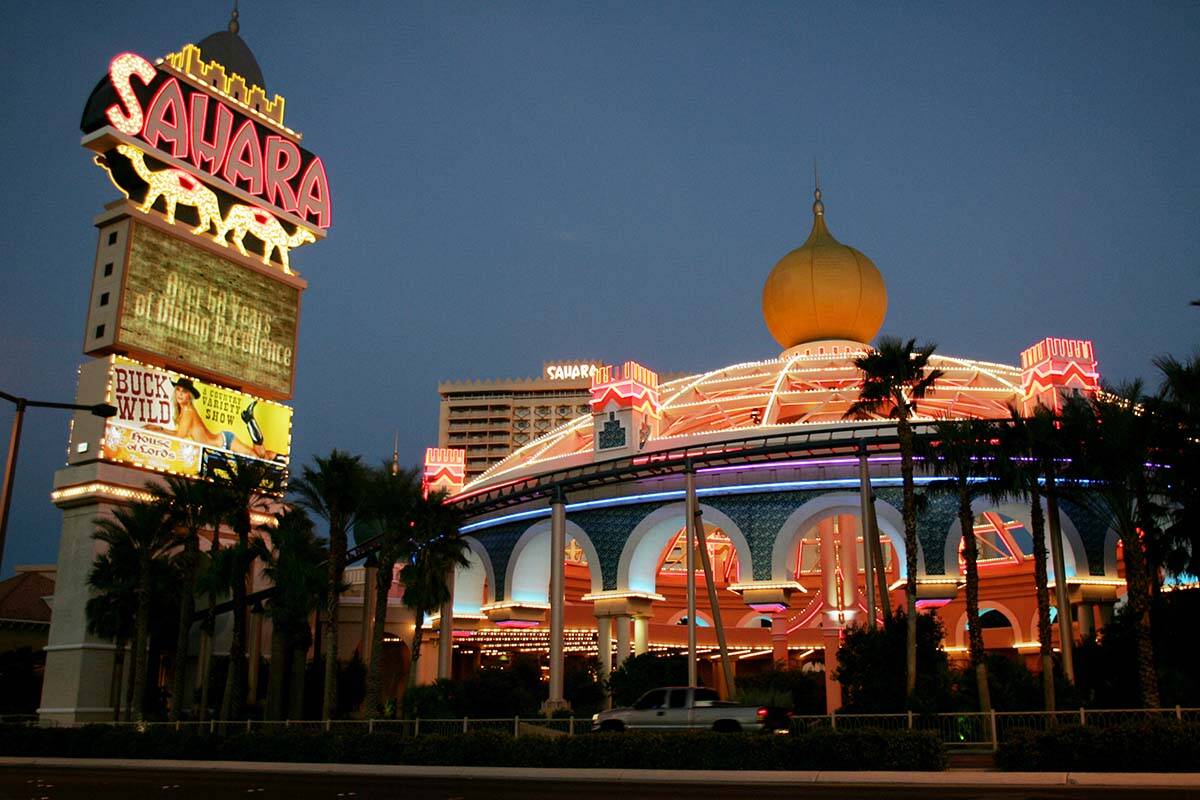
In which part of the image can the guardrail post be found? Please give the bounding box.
[175,721,181,731]
[368,719,374,735]
[415,717,420,737]
[1079,707,1086,726]
[246,719,252,733]
[829,713,836,730]
[463,716,469,733]
[1177,705,1183,721]
[569,717,575,736]
[514,716,520,737]
[285,719,290,728]
[324,719,331,732]
[907,710,913,730]
[989,709,998,752]
[210,719,215,734]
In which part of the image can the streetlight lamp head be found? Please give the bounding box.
[91,403,118,419]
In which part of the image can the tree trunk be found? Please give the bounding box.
[1120,520,1161,707]
[131,559,153,722]
[221,513,254,721]
[266,619,288,720]
[1029,486,1055,712]
[169,530,200,722]
[110,636,126,722]
[322,526,347,720]
[198,529,221,723]
[959,483,991,713]
[897,413,919,700]
[364,557,395,716]
[288,635,308,720]
[406,614,425,691]
[221,555,248,721]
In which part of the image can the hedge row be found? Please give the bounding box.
[0,725,946,771]
[997,719,1200,772]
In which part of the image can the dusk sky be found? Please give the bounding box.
[1,2,1197,574]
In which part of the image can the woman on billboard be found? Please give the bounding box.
[148,377,277,461]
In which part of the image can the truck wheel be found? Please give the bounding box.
[599,721,625,733]
[712,720,741,733]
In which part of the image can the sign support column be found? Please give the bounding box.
[545,487,568,711]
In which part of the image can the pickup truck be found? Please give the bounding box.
[591,686,785,733]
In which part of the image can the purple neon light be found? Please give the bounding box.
[698,455,904,475]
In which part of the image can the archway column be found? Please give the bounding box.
[596,616,612,707]
[633,615,649,655]
[614,615,631,669]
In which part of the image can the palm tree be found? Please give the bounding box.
[846,336,944,700]
[1151,354,1200,580]
[357,465,422,715]
[214,460,278,721]
[86,541,138,720]
[1062,384,1161,707]
[150,476,220,721]
[401,490,468,691]
[260,508,328,720]
[291,450,370,719]
[93,498,176,721]
[996,408,1057,711]
[919,419,999,713]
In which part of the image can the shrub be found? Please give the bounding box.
[836,611,953,713]
[605,653,688,707]
[997,719,1200,772]
[0,724,946,770]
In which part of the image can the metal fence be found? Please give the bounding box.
[28,707,1197,750]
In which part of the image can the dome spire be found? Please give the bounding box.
[813,159,824,216]
[228,0,240,34]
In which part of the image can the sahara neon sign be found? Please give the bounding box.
[87,52,331,229]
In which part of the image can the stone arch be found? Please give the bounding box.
[505,518,602,602]
[452,536,495,615]
[665,608,713,627]
[942,497,1087,580]
[769,492,919,581]
[617,503,752,595]
[734,609,776,629]
[952,600,1023,647]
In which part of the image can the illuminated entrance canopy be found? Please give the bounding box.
[82,51,332,235]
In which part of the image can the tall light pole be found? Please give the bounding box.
[0,390,117,573]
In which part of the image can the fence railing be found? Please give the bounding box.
[28,707,1196,750]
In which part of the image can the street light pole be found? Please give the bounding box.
[0,390,116,573]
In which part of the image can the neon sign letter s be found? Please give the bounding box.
[106,52,156,135]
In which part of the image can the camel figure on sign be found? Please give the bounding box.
[218,204,316,272]
[117,144,224,237]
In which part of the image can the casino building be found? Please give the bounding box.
[422,186,1122,712]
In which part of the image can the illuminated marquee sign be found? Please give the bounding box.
[422,447,466,497]
[1020,337,1100,414]
[591,361,661,455]
[82,49,331,243]
[88,220,300,399]
[99,356,291,482]
[544,362,600,381]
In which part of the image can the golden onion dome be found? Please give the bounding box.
[762,189,887,349]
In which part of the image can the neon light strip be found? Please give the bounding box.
[460,475,970,533]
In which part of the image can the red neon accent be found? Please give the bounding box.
[188,93,234,174]
[296,157,332,229]
[177,174,196,190]
[749,602,788,613]
[264,135,301,213]
[495,620,540,629]
[141,77,190,159]
[222,119,265,195]
[106,53,155,135]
